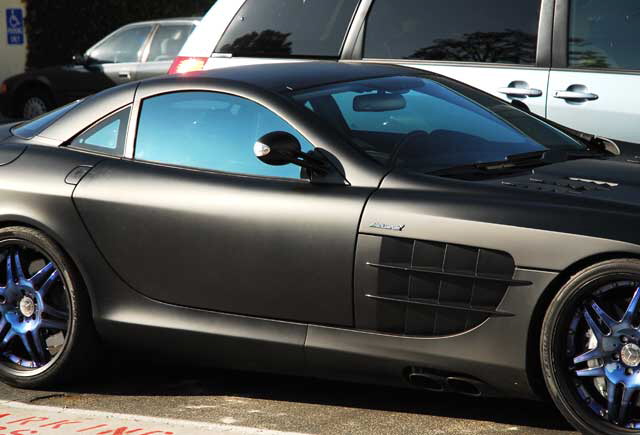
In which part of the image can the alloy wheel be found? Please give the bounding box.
[0,243,69,373]
[567,279,640,429]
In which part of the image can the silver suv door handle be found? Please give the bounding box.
[498,87,543,97]
[118,71,131,79]
[554,90,599,101]
[553,84,599,102]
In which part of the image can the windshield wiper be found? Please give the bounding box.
[427,149,601,178]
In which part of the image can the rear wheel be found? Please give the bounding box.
[542,259,640,434]
[0,226,98,388]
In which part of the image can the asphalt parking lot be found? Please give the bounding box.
[0,357,577,435]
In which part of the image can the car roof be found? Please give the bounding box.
[183,61,433,94]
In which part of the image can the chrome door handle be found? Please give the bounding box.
[553,91,599,101]
[498,87,543,97]
[118,71,131,79]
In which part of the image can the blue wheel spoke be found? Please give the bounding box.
[29,262,54,288]
[576,366,605,377]
[19,334,37,362]
[0,329,15,349]
[607,381,619,422]
[574,348,605,365]
[31,330,47,363]
[43,304,68,320]
[623,287,640,324]
[584,308,606,339]
[12,251,26,283]
[5,251,13,287]
[41,319,67,331]
[591,300,618,330]
[37,269,58,299]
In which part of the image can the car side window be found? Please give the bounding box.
[70,107,130,155]
[569,0,640,70]
[147,24,195,62]
[134,92,313,179]
[364,0,541,64]
[89,25,152,64]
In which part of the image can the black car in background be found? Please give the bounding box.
[0,18,199,119]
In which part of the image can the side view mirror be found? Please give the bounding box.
[254,131,326,174]
[72,53,89,65]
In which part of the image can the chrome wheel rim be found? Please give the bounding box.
[568,280,640,428]
[22,97,47,119]
[0,243,69,374]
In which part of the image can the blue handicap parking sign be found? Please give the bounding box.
[6,8,24,45]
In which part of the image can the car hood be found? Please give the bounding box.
[480,157,640,208]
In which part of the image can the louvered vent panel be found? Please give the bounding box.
[355,235,529,337]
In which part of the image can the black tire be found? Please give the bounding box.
[18,88,52,120]
[542,259,640,434]
[0,226,99,389]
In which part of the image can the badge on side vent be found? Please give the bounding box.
[369,223,406,232]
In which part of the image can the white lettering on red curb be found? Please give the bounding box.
[0,401,310,435]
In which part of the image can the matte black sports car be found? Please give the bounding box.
[0,62,639,434]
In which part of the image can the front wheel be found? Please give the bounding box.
[0,226,98,388]
[542,259,640,434]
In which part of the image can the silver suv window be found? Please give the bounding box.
[569,0,640,70]
[364,0,541,64]
[216,0,359,58]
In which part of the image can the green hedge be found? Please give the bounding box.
[24,0,215,69]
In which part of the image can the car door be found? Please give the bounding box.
[547,0,640,143]
[73,89,373,327]
[355,0,553,118]
[85,24,154,88]
[137,23,196,79]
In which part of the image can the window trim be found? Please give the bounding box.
[66,105,132,157]
[130,90,317,182]
[353,0,553,69]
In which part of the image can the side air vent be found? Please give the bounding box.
[354,235,530,337]
[501,176,616,194]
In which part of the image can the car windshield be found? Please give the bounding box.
[11,100,82,140]
[291,76,586,172]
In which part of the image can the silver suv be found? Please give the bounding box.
[173,0,640,144]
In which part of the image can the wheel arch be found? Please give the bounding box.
[526,251,640,399]
[0,216,96,317]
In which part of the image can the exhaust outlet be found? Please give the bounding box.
[406,368,485,397]
[446,377,482,397]
[407,372,445,392]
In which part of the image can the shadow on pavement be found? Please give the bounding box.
[55,356,573,432]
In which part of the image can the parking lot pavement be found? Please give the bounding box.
[0,359,577,435]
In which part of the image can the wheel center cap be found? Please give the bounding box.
[18,297,35,318]
[621,343,640,367]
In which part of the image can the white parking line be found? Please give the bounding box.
[0,400,311,435]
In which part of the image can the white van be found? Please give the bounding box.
[172,0,640,144]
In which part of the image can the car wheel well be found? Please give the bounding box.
[0,220,92,309]
[12,81,54,117]
[526,251,640,400]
